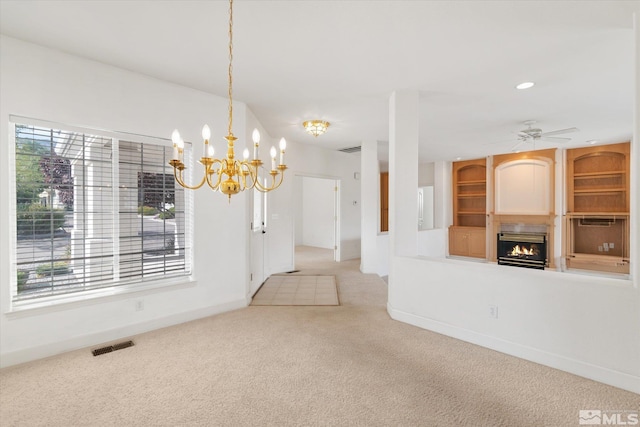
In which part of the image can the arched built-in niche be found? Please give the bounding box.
[494,158,552,215]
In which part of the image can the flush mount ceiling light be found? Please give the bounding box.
[168,0,286,201]
[515,81,535,90]
[303,120,330,137]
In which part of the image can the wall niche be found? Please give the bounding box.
[490,149,556,268]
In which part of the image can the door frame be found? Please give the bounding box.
[294,173,341,263]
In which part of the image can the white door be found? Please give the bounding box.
[249,180,267,297]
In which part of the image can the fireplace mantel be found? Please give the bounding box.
[490,214,556,268]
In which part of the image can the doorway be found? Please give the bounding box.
[294,175,339,267]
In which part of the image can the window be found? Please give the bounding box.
[11,121,192,304]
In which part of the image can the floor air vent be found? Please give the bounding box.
[338,146,361,154]
[92,340,134,356]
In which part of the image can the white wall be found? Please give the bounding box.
[418,162,435,187]
[266,144,361,273]
[388,257,640,393]
[0,36,250,366]
[301,177,335,249]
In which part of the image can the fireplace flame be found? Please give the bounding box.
[509,245,536,256]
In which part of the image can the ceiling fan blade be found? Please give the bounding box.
[511,140,525,152]
[517,131,531,138]
[540,136,571,143]
[540,127,579,137]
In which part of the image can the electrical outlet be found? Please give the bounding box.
[609,242,615,249]
[135,300,144,311]
[603,242,609,250]
[489,304,498,319]
[598,246,603,252]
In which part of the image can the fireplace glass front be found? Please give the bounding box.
[497,233,547,270]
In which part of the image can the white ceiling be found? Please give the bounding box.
[1,0,638,162]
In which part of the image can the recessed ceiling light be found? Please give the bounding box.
[455,157,462,161]
[587,139,598,145]
[515,82,535,90]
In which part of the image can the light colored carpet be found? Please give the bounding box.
[1,246,638,426]
[251,275,339,306]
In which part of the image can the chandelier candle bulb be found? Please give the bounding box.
[252,129,260,159]
[171,129,181,144]
[270,146,277,170]
[178,138,185,162]
[243,148,249,160]
[202,124,211,140]
[207,144,214,158]
[279,138,286,165]
[202,124,211,156]
[171,129,181,160]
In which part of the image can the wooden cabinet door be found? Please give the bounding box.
[468,228,487,258]
[449,226,486,258]
[449,227,469,256]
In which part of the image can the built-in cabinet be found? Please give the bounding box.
[565,142,630,274]
[449,159,486,258]
[449,226,486,258]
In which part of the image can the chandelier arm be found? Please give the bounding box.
[253,172,274,192]
[206,160,224,190]
[241,162,258,190]
[236,162,250,191]
[173,166,209,190]
[255,169,285,192]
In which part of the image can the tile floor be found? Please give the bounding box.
[251,275,339,306]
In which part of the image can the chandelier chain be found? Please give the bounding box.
[168,0,287,201]
[228,0,234,136]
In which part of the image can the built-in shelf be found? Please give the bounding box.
[573,171,625,178]
[457,180,486,186]
[457,193,486,198]
[573,188,626,194]
[565,142,630,275]
[451,158,487,258]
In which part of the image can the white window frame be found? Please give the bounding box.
[8,116,194,311]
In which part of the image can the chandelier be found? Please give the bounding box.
[303,120,330,137]
[169,0,286,201]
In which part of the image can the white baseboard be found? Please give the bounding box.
[1,298,247,368]
[387,303,640,394]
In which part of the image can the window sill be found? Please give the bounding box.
[5,276,196,317]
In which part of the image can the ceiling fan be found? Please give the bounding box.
[512,120,578,151]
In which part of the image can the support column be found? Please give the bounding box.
[360,139,379,273]
[389,90,419,258]
[632,12,639,283]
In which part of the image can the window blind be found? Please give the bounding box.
[12,123,192,303]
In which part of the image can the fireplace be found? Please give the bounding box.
[497,233,547,270]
